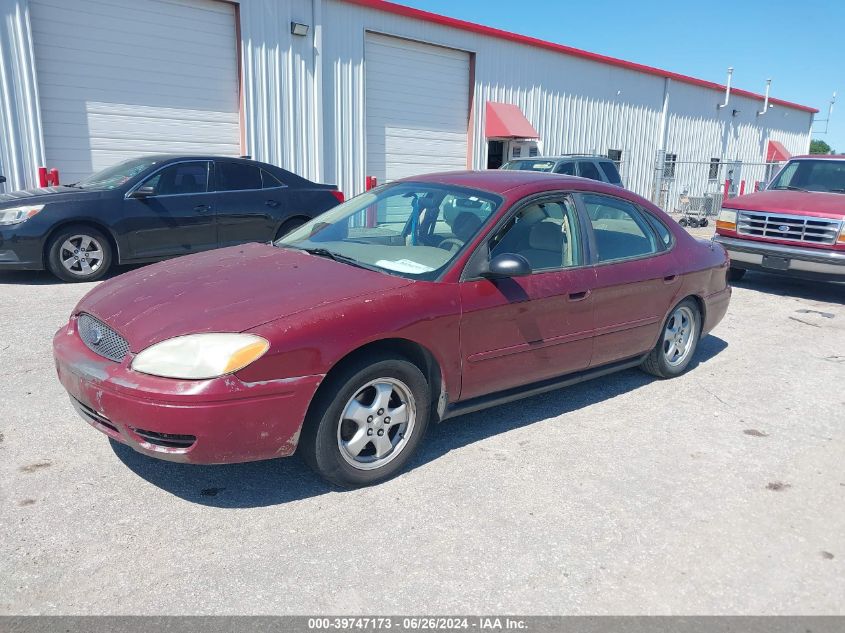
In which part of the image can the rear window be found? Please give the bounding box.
[598,160,623,185]
[261,169,284,189]
[643,212,673,248]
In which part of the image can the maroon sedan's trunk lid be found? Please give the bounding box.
[76,243,412,352]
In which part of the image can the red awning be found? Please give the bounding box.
[766,140,791,162]
[485,102,539,139]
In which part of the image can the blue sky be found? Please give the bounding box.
[400,0,843,152]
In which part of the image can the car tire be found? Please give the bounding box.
[640,298,701,379]
[727,267,746,282]
[46,225,112,283]
[300,354,431,488]
[678,218,689,227]
[274,217,308,241]
[699,218,709,227]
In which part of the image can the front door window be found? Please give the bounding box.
[141,162,209,196]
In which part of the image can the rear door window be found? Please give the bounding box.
[553,161,576,175]
[582,194,660,262]
[216,162,262,192]
[598,160,623,185]
[577,161,602,182]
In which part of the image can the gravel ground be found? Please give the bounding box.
[1,232,843,615]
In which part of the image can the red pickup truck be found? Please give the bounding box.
[713,155,845,282]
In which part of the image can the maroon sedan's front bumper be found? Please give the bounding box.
[53,321,324,464]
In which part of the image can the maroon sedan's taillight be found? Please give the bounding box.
[330,190,345,204]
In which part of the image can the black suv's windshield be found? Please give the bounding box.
[74,158,159,190]
[769,159,845,194]
[277,183,501,280]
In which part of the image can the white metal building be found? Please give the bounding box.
[0,0,817,201]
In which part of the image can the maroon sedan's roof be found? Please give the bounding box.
[400,170,588,195]
[399,170,642,205]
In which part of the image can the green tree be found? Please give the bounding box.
[810,139,833,154]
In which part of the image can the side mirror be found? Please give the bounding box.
[0,175,6,184]
[482,253,532,278]
[129,185,155,199]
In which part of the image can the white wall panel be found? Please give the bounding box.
[30,0,240,183]
[237,0,322,182]
[666,81,811,164]
[365,32,469,183]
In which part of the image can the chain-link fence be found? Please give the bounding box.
[651,150,785,226]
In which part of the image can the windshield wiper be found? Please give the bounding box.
[301,247,374,271]
[772,185,808,192]
[302,247,340,260]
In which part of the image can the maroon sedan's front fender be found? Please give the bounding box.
[239,281,463,405]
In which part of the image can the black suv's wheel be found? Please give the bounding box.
[640,298,702,379]
[727,267,746,282]
[46,225,112,282]
[300,354,431,487]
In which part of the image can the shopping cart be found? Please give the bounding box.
[674,193,717,228]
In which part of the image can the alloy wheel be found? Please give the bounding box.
[337,377,416,471]
[59,234,105,277]
[662,305,696,367]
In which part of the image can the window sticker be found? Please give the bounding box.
[374,259,435,274]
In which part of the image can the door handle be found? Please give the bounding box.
[568,290,591,302]
[663,274,678,284]
[194,204,211,214]
[265,200,280,208]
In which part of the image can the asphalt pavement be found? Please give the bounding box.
[1,234,843,614]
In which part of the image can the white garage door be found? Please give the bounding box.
[366,33,470,183]
[30,0,240,183]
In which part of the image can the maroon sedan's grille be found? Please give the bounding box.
[77,313,130,362]
[73,398,119,434]
[130,427,196,449]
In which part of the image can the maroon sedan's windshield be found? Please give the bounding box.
[277,183,502,279]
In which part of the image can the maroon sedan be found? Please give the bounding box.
[53,171,731,487]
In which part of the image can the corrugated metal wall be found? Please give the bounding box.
[1,0,815,200]
[666,81,810,162]
[0,0,44,192]
[315,0,812,198]
[238,0,322,182]
[470,41,666,195]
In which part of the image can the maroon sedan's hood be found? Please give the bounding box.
[725,190,845,219]
[76,243,412,351]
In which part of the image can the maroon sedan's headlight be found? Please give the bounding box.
[131,333,270,380]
